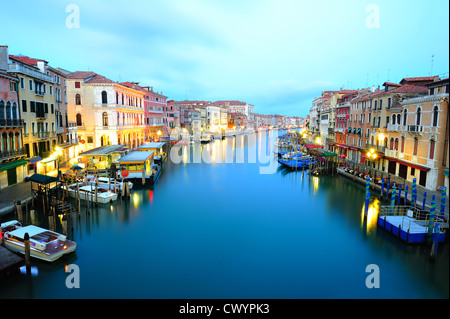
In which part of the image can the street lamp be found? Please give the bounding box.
[367,148,377,170]
[52,146,63,177]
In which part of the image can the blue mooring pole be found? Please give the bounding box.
[422,192,427,212]
[381,178,384,198]
[398,184,402,205]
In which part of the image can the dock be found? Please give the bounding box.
[0,244,24,277]
[377,205,447,244]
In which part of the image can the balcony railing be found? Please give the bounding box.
[386,124,399,131]
[407,125,423,133]
[0,148,27,160]
[32,131,51,139]
[366,144,386,153]
[8,63,54,83]
[0,118,25,128]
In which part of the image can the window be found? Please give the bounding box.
[51,104,54,114]
[403,109,407,126]
[411,167,415,176]
[49,86,53,95]
[390,138,394,150]
[413,138,418,156]
[87,136,93,144]
[416,107,421,125]
[401,136,405,153]
[429,140,435,160]
[388,98,391,108]
[76,113,82,126]
[75,82,81,88]
[22,100,27,112]
[397,114,401,125]
[29,79,33,91]
[20,77,24,89]
[30,101,35,112]
[11,103,18,119]
[394,138,399,151]
[379,100,382,109]
[101,91,108,104]
[102,112,108,126]
[392,115,396,125]
[75,94,81,105]
[432,106,439,127]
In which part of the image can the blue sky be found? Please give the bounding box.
[1,0,448,117]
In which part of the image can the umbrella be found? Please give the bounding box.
[71,165,83,170]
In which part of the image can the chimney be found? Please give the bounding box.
[0,45,9,71]
[36,60,47,74]
[372,85,375,92]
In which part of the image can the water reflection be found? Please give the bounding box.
[361,198,380,235]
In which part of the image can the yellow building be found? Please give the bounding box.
[66,72,146,166]
[389,78,448,190]
[7,55,59,175]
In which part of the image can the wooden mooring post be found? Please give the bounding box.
[24,232,31,274]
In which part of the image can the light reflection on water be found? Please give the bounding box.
[0,130,448,299]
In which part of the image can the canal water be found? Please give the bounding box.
[0,130,448,299]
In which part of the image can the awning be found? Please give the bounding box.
[335,143,349,149]
[348,127,352,133]
[29,157,42,164]
[27,173,59,185]
[305,144,324,149]
[388,158,430,172]
[0,159,27,172]
[352,128,356,134]
[322,152,337,157]
[357,128,361,134]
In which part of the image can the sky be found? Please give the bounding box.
[1,0,448,117]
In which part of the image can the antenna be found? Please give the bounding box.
[430,54,435,75]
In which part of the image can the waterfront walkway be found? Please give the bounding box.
[337,168,449,217]
[0,181,33,216]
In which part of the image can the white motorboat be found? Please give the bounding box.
[87,176,133,192]
[200,134,213,143]
[63,183,118,203]
[1,220,76,262]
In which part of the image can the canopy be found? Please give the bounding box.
[28,173,59,185]
[0,159,27,172]
[138,142,166,150]
[118,151,154,164]
[305,144,324,149]
[322,152,337,157]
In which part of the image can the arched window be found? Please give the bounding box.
[101,91,108,104]
[396,114,400,125]
[6,102,11,119]
[122,94,124,105]
[12,102,18,119]
[392,115,396,125]
[394,138,399,151]
[401,136,405,153]
[389,138,394,150]
[432,106,439,127]
[102,112,108,126]
[75,94,81,105]
[416,107,421,125]
[0,100,4,119]
[403,109,407,126]
[76,113,82,126]
[430,140,435,160]
[116,93,119,104]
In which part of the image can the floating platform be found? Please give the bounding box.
[377,206,447,244]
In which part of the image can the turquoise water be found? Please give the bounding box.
[0,131,448,299]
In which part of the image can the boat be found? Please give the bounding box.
[1,220,76,262]
[277,156,316,169]
[200,134,213,144]
[87,176,133,192]
[63,183,118,203]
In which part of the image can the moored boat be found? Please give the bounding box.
[63,183,118,203]
[1,221,76,262]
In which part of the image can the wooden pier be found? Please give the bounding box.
[0,244,24,277]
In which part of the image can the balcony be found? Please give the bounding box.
[386,124,399,132]
[32,131,50,139]
[56,126,64,134]
[8,63,54,83]
[366,144,386,153]
[0,118,24,128]
[385,149,398,158]
[406,125,423,133]
[0,148,27,160]
[35,90,45,96]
